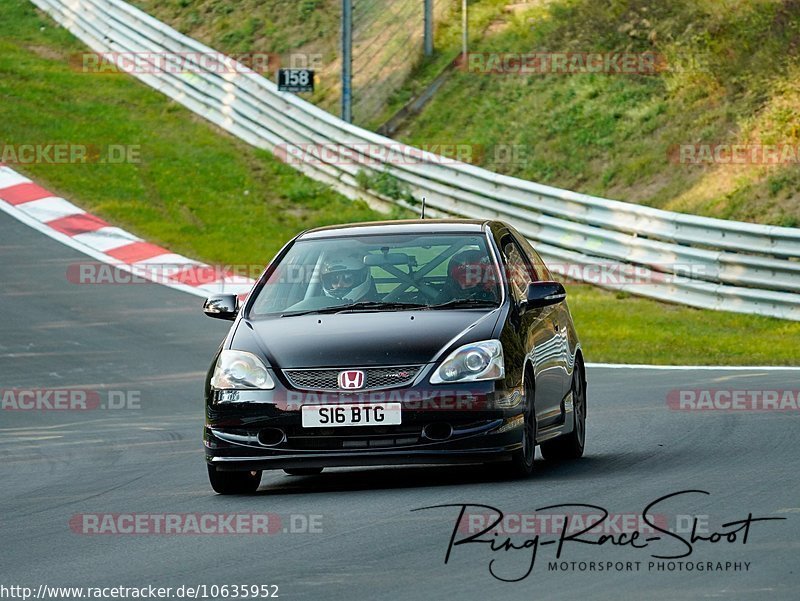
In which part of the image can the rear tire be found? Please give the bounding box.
[207,465,262,494]
[283,468,324,476]
[506,374,536,477]
[541,359,586,461]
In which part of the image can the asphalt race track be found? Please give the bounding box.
[2,210,798,600]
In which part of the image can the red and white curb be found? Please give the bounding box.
[0,165,255,299]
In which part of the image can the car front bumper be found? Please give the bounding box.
[204,380,524,472]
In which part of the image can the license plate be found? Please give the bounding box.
[301,403,402,428]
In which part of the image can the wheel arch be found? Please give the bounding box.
[574,347,586,388]
[522,359,537,416]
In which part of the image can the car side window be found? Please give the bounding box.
[501,235,534,302]
[520,241,553,281]
[507,228,554,281]
[529,250,552,281]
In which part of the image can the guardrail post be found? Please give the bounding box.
[341,0,353,123]
[424,0,434,56]
[462,0,468,63]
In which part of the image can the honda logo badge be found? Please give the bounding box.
[338,370,365,390]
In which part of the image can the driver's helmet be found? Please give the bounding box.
[447,249,498,294]
[320,250,372,300]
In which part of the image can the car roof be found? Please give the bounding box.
[300,219,496,239]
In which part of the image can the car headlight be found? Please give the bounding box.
[430,340,504,384]
[211,350,275,390]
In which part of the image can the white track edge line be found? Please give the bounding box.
[586,363,800,370]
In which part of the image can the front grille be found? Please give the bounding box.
[283,365,422,391]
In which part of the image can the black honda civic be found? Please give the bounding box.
[202,219,586,494]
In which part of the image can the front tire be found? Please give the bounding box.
[507,375,536,477]
[207,465,262,494]
[541,359,586,461]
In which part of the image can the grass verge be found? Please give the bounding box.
[569,284,799,365]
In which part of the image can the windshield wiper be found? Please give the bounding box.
[280,305,349,317]
[335,301,430,313]
[428,299,498,310]
[281,301,428,317]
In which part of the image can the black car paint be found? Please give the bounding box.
[204,219,583,472]
[240,309,502,369]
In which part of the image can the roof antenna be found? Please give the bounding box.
[420,196,426,219]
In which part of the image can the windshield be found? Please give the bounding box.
[249,232,502,317]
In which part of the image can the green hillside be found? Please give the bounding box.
[398,0,800,226]
[132,0,800,225]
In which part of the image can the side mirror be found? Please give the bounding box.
[520,281,566,313]
[203,294,239,321]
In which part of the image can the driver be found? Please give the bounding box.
[319,250,377,302]
[441,249,500,302]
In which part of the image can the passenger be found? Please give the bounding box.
[440,249,500,303]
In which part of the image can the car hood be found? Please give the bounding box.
[234,309,502,369]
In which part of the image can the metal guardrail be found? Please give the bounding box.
[30,0,800,320]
